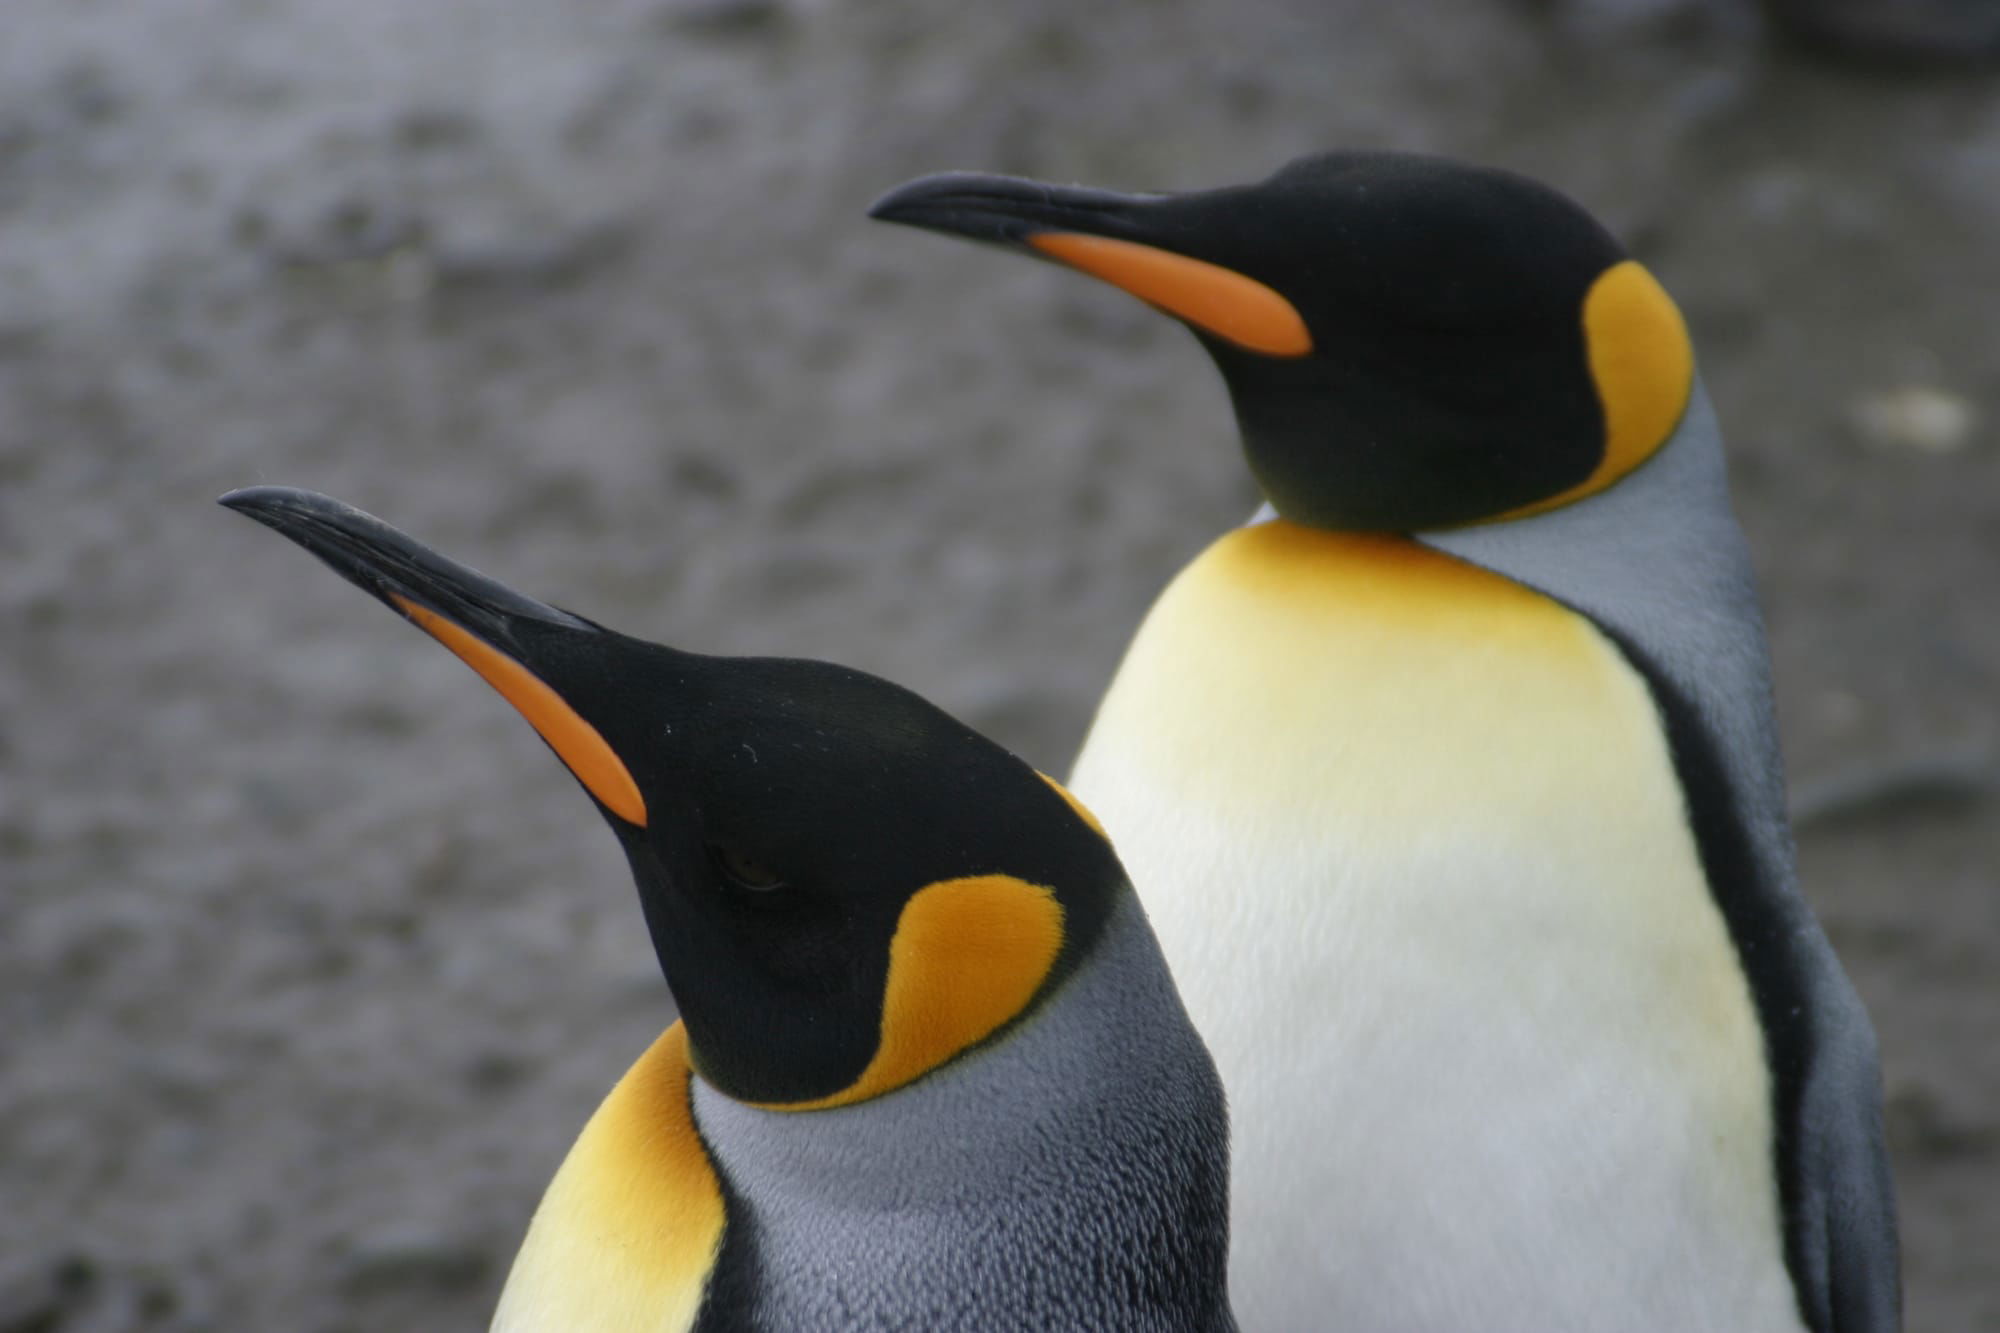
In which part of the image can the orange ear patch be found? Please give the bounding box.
[1029,232,1313,358]
[1501,260,1694,522]
[391,596,648,827]
[1581,260,1695,488]
[757,875,1065,1111]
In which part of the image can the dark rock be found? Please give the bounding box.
[0,1252,93,1333]
[1886,1077,1999,1158]
[1790,747,1995,828]
[392,108,482,153]
[1765,0,2000,64]
[656,0,791,38]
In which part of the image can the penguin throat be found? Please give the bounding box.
[1218,348,1606,531]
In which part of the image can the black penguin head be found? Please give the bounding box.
[222,487,1122,1107]
[871,151,1695,532]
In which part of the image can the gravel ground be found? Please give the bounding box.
[1,1,1995,1329]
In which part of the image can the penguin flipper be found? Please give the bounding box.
[1789,970,1902,1333]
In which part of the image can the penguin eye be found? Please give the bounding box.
[708,843,787,893]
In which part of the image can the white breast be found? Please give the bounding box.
[1070,520,1805,1332]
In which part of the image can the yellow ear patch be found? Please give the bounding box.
[491,1023,724,1333]
[1029,231,1314,358]
[1578,260,1696,491]
[1502,260,1694,522]
[391,596,648,827]
[758,875,1065,1111]
[1038,771,1109,841]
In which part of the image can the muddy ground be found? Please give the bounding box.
[1,1,1994,1329]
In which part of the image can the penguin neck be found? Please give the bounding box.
[1236,381,1787,867]
[1419,381,1795,884]
[689,886,1219,1208]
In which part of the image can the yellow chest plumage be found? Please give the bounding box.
[490,1023,724,1333]
[1080,519,1669,826]
[1069,518,1802,1332]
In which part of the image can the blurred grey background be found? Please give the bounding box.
[1,0,1995,1329]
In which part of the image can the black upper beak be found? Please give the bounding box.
[867,171,1167,248]
[219,486,594,652]
[222,485,652,827]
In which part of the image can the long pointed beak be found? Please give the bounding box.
[868,170,1312,359]
[867,171,1166,247]
[221,485,648,827]
[220,486,592,646]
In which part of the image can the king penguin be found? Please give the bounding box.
[221,486,1235,1332]
[870,152,1900,1332]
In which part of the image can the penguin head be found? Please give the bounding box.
[223,487,1122,1108]
[871,151,1695,532]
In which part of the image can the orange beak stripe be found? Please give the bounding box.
[391,596,648,827]
[1028,231,1313,358]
